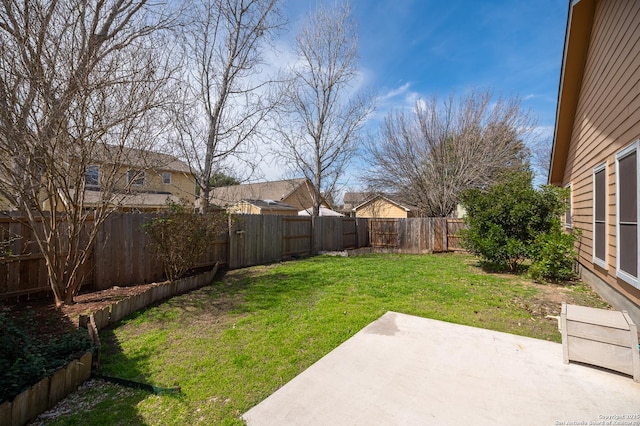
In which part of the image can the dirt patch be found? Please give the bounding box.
[512,281,611,319]
[2,282,163,337]
[462,257,612,317]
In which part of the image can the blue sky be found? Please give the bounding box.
[265,0,569,185]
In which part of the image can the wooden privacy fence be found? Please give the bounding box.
[227,216,369,269]
[368,217,450,253]
[0,213,465,300]
[0,213,221,299]
[0,216,94,298]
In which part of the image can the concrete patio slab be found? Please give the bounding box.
[243,311,639,426]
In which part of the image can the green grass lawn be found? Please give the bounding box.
[40,253,609,425]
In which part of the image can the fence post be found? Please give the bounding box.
[311,216,318,255]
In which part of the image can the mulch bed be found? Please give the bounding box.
[2,282,161,337]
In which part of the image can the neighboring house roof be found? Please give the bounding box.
[548,0,596,185]
[343,191,375,210]
[240,199,299,212]
[298,207,344,217]
[93,145,191,174]
[210,178,309,207]
[353,194,417,212]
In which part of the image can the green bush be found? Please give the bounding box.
[529,226,581,282]
[460,170,575,280]
[0,311,92,403]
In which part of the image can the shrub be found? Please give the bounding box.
[144,202,227,281]
[529,226,581,282]
[460,170,573,278]
[0,311,92,403]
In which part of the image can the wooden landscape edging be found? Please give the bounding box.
[0,352,92,426]
[0,264,219,426]
[104,263,218,327]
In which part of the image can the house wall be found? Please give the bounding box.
[113,166,195,203]
[562,0,640,316]
[0,158,195,212]
[282,181,330,211]
[228,202,298,216]
[356,199,408,219]
[228,202,261,215]
[283,182,316,211]
[0,195,12,211]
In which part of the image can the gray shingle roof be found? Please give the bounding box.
[92,145,191,173]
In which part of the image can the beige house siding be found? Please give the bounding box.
[0,147,195,212]
[282,181,318,211]
[0,195,11,211]
[355,197,411,219]
[228,201,298,216]
[228,202,261,215]
[113,166,195,204]
[81,166,195,211]
[558,0,640,312]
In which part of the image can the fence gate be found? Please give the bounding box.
[282,216,312,257]
[446,219,465,251]
[368,219,399,248]
[342,218,357,249]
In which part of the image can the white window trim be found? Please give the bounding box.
[615,141,639,288]
[565,183,572,229]
[593,162,607,269]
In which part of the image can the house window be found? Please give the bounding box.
[616,142,638,287]
[593,163,607,269]
[565,183,572,228]
[162,172,171,185]
[127,169,145,186]
[85,165,99,187]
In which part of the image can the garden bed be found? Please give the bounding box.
[1,265,219,425]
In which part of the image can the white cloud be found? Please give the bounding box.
[378,82,412,102]
[367,81,423,125]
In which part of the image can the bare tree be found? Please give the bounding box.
[0,0,176,306]
[364,89,534,217]
[172,0,285,212]
[530,136,552,184]
[275,1,374,216]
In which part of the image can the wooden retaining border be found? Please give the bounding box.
[0,352,92,426]
[0,264,219,426]
[104,265,218,328]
